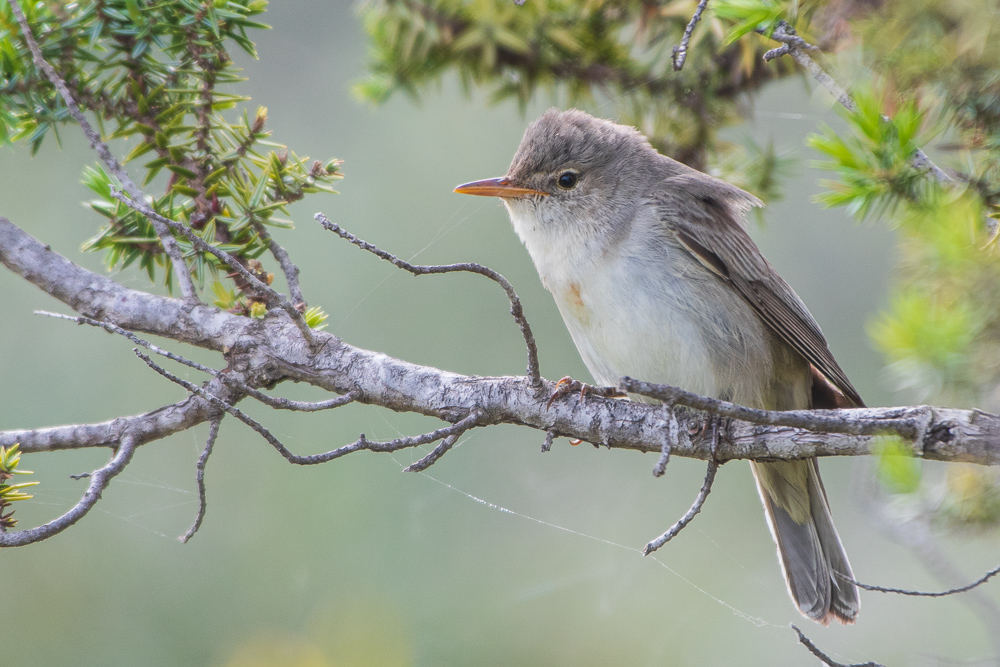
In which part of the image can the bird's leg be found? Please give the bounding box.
[705,414,726,462]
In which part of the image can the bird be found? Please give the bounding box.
[454,108,861,625]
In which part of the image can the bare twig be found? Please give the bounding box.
[759,20,951,183]
[179,416,221,543]
[37,311,219,375]
[230,388,358,412]
[109,188,316,346]
[621,376,917,439]
[845,556,1000,598]
[316,213,541,387]
[0,435,139,547]
[404,432,463,472]
[862,479,1000,655]
[672,0,711,71]
[41,309,358,412]
[643,459,718,555]
[256,224,307,307]
[6,0,197,302]
[792,625,884,667]
[541,430,556,452]
[653,440,671,477]
[760,19,819,62]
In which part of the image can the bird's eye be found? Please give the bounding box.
[556,171,579,190]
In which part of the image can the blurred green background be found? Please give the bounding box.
[2,2,999,665]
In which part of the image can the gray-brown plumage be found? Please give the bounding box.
[455,108,861,624]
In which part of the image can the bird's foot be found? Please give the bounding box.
[692,414,726,461]
[546,376,625,410]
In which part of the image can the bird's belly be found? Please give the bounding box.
[547,255,781,408]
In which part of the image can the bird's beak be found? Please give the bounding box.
[453,177,548,199]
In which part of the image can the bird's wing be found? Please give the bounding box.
[656,172,864,408]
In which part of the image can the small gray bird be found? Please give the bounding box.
[455,108,861,625]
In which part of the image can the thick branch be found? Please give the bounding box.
[0,217,244,353]
[3,217,1000,466]
[0,395,214,453]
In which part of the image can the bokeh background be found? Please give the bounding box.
[2,2,999,665]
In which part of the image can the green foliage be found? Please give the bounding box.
[808,88,935,221]
[713,0,815,47]
[211,279,239,309]
[0,1,341,300]
[357,0,796,182]
[0,444,38,531]
[807,81,1000,403]
[304,306,329,331]
[873,436,921,495]
[799,1,1000,407]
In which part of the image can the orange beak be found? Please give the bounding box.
[453,177,548,199]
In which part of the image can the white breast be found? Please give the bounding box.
[507,202,792,409]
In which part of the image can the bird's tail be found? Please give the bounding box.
[751,458,860,624]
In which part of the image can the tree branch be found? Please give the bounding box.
[672,0,710,71]
[845,563,1000,598]
[134,348,485,466]
[0,395,214,454]
[643,459,719,555]
[0,435,139,547]
[759,21,951,183]
[6,0,198,302]
[792,625,884,667]
[3,216,1000,467]
[0,217,243,353]
[257,225,307,307]
[38,310,356,413]
[109,188,317,347]
[179,416,221,543]
[316,213,541,386]
[621,377,918,439]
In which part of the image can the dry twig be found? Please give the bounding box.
[621,376,917,439]
[0,436,139,547]
[792,625,884,667]
[316,212,541,385]
[672,0,711,71]
[257,225,307,307]
[642,419,719,556]
[179,416,221,543]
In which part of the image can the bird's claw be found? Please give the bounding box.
[546,376,625,409]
